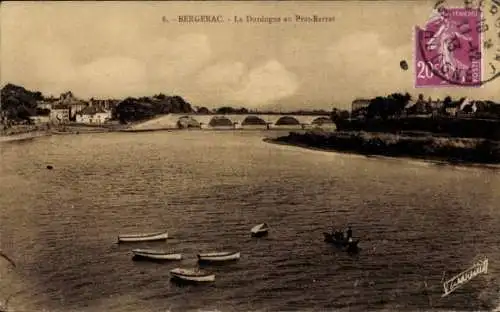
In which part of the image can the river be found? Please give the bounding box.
[0,130,499,312]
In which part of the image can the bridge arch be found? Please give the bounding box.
[209,116,233,127]
[241,115,267,126]
[275,116,300,125]
[311,116,333,125]
[177,116,201,128]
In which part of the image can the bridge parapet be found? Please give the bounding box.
[129,113,336,130]
[173,114,333,126]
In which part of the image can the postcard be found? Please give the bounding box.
[1,1,499,312]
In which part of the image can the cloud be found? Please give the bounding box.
[1,32,214,98]
[195,60,299,107]
[75,57,148,98]
[2,1,497,109]
[232,60,299,106]
[197,62,246,88]
[152,34,212,83]
[325,32,413,100]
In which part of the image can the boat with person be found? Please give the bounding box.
[197,251,241,263]
[117,231,168,243]
[323,232,360,252]
[131,249,182,261]
[250,223,269,237]
[170,267,215,283]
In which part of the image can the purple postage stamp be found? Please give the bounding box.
[415,7,483,87]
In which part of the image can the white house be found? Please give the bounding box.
[76,106,112,124]
[50,106,70,124]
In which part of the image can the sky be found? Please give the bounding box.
[1,0,499,111]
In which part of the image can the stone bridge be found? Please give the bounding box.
[130,114,335,130]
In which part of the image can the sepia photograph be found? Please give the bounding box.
[1,0,499,311]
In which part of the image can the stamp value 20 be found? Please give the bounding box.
[415,7,483,87]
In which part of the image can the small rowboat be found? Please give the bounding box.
[170,268,215,283]
[197,251,240,263]
[251,223,269,237]
[132,249,182,261]
[323,232,360,252]
[117,231,168,243]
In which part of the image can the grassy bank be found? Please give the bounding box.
[336,117,500,140]
[269,130,500,165]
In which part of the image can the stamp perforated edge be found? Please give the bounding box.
[412,6,487,88]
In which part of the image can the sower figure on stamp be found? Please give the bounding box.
[425,10,473,83]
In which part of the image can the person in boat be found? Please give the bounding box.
[346,226,353,242]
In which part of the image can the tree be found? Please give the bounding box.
[330,108,349,122]
[366,92,411,119]
[462,104,474,113]
[388,92,412,115]
[443,96,452,106]
[441,96,453,114]
[330,108,339,122]
[196,106,212,114]
[153,93,167,100]
[215,106,248,114]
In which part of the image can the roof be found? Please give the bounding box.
[78,106,108,115]
[352,99,371,104]
[56,91,87,107]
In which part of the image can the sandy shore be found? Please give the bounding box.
[0,123,124,142]
[0,131,52,143]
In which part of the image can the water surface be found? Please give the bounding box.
[1,130,499,311]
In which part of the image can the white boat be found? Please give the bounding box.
[132,249,182,260]
[170,268,215,282]
[117,231,168,243]
[197,251,241,262]
[251,223,269,237]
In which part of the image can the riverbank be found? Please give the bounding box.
[265,130,500,167]
[0,124,52,143]
[0,123,126,143]
[0,131,52,143]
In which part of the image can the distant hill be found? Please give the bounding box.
[1,83,44,120]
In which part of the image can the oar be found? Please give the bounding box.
[0,251,15,268]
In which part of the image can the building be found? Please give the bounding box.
[36,98,58,110]
[429,100,443,110]
[407,98,432,115]
[443,97,472,116]
[56,91,88,120]
[457,100,478,117]
[351,99,371,112]
[50,106,70,124]
[350,99,371,118]
[89,98,120,111]
[75,106,112,124]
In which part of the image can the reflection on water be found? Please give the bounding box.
[0,131,499,312]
